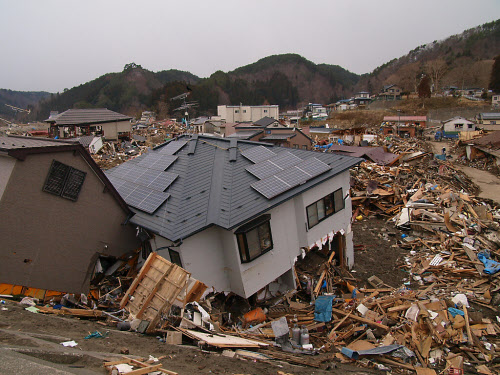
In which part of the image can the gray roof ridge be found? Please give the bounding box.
[205,146,226,227]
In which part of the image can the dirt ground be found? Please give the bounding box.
[351,216,408,289]
[0,301,384,375]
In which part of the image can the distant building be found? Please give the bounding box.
[305,103,328,120]
[45,108,132,141]
[492,94,500,108]
[378,85,402,100]
[381,115,427,137]
[229,116,313,150]
[442,117,476,133]
[353,92,372,106]
[476,113,500,131]
[217,105,279,123]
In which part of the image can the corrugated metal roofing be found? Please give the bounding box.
[383,116,427,122]
[107,135,362,241]
[479,113,500,120]
[45,109,132,125]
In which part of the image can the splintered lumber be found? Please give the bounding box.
[37,306,104,318]
[120,252,191,333]
[178,328,268,348]
[103,357,177,375]
[259,349,320,368]
[331,308,389,331]
[463,304,474,346]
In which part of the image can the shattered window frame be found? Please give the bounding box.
[42,160,87,202]
[306,188,344,229]
[235,214,273,263]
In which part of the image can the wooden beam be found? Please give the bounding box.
[331,307,389,331]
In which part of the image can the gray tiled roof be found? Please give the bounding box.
[260,133,296,140]
[253,116,278,127]
[45,109,132,125]
[0,136,76,150]
[106,135,362,242]
[227,131,262,139]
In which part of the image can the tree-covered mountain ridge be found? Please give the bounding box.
[356,19,500,94]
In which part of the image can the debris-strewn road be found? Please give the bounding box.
[428,140,500,204]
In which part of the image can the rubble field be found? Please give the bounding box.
[1,135,500,375]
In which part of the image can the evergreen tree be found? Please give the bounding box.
[417,75,431,98]
[489,55,500,93]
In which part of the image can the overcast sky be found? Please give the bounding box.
[1,0,499,93]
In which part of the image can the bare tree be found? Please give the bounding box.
[425,59,448,93]
[397,63,422,94]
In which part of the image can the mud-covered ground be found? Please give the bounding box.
[0,300,383,375]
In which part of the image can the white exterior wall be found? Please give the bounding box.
[102,120,132,140]
[217,105,279,123]
[0,155,16,201]
[148,170,354,298]
[443,118,476,132]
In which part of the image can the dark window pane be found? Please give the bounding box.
[307,204,318,228]
[61,168,86,201]
[325,194,334,216]
[334,188,344,212]
[237,234,248,262]
[258,222,272,251]
[246,228,261,260]
[317,200,325,220]
[168,249,182,267]
[43,160,69,196]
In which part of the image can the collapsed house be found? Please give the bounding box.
[465,130,500,166]
[105,135,362,298]
[0,136,140,293]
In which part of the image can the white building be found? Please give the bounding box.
[106,135,361,298]
[442,116,477,133]
[217,105,279,123]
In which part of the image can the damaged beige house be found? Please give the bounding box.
[0,136,140,293]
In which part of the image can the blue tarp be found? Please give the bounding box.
[341,345,403,359]
[477,251,500,274]
[314,295,334,322]
[448,307,465,317]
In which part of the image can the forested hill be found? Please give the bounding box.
[21,56,359,121]
[31,64,200,121]
[0,89,50,122]
[150,54,360,119]
[356,19,500,94]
